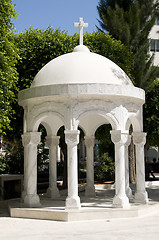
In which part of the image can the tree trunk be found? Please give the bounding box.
[59,138,67,189]
[129,127,136,184]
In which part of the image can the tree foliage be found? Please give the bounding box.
[144,80,159,146]
[95,124,114,158]
[0,141,23,174]
[0,0,18,134]
[97,0,158,48]
[14,27,75,90]
[97,0,159,90]
[94,152,115,183]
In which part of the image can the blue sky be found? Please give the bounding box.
[12,0,100,35]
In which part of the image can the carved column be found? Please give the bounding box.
[110,130,130,208]
[133,132,148,203]
[65,130,81,209]
[84,136,95,197]
[46,136,60,199]
[125,135,133,199]
[22,132,41,207]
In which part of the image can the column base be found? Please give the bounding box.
[126,187,133,199]
[24,194,41,208]
[47,186,60,199]
[112,195,130,208]
[65,196,81,209]
[85,185,96,197]
[134,191,149,204]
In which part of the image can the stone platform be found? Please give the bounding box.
[8,182,159,222]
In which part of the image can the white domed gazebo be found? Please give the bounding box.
[18,18,148,209]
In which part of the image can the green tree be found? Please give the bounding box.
[97,0,159,89]
[0,0,18,134]
[97,0,158,48]
[14,27,74,90]
[144,80,159,147]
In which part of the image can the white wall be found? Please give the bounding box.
[149,24,159,66]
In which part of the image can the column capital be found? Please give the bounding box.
[84,136,95,148]
[110,130,129,145]
[133,132,147,145]
[22,132,41,146]
[46,135,60,147]
[64,130,80,147]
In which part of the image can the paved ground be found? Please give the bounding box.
[0,212,159,240]
[1,183,159,240]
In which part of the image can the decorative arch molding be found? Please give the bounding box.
[27,101,65,124]
[77,109,118,136]
[25,101,65,133]
[27,111,64,134]
[125,118,131,131]
[78,125,86,136]
[73,99,117,121]
[72,100,141,133]
[125,113,142,132]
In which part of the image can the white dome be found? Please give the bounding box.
[31,45,133,88]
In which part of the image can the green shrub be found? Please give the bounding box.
[0,156,7,173]
[0,141,24,174]
[94,152,115,183]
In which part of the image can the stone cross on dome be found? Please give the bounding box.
[74,17,88,45]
